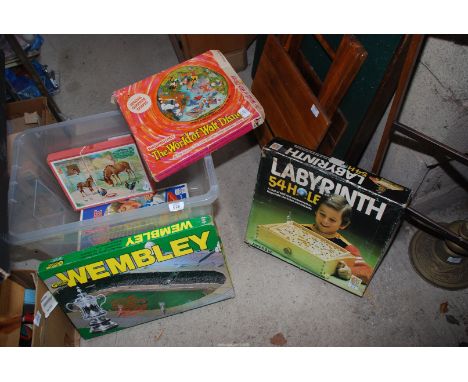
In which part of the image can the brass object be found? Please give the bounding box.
[409,220,468,290]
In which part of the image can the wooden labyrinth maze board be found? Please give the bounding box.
[256,221,354,278]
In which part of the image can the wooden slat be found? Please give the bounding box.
[283,35,304,55]
[256,54,321,144]
[318,112,349,156]
[314,35,336,60]
[372,35,425,174]
[254,121,275,148]
[253,71,296,142]
[290,50,349,155]
[345,35,411,164]
[294,50,322,94]
[318,35,368,117]
[252,35,331,150]
[317,134,336,156]
[277,35,290,46]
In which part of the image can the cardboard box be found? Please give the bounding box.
[39,215,235,340]
[0,277,24,346]
[32,277,80,347]
[245,138,412,296]
[6,97,56,132]
[0,271,79,347]
[113,50,265,181]
[172,35,256,72]
[6,97,57,174]
[47,135,154,211]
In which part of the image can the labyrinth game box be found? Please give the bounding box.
[112,50,265,181]
[245,138,412,296]
[38,216,234,339]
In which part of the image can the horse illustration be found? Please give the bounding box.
[76,176,95,196]
[103,161,136,186]
[66,164,80,176]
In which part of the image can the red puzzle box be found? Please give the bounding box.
[112,50,265,182]
[47,135,154,211]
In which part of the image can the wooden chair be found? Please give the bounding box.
[252,34,367,154]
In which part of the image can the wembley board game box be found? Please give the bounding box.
[47,135,154,211]
[112,50,265,182]
[38,215,234,340]
[245,138,412,296]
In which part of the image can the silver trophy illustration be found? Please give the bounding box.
[66,287,118,333]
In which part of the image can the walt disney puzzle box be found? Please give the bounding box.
[112,50,265,181]
[245,138,412,296]
[38,215,234,339]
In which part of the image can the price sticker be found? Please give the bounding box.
[33,311,42,327]
[169,201,185,212]
[310,104,320,118]
[238,107,251,118]
[41,291,58,318]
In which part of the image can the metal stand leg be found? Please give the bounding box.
[370,34,468,255]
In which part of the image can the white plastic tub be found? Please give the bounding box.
[8,111,218,259]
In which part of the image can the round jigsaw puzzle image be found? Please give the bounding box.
[157,66,228,122]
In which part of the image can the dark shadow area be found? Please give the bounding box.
[211,129,258,169]
[392,133,468,190]
[431,35,468,46]
[1,49,10,280]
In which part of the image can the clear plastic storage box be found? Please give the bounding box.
[8,111,218,260]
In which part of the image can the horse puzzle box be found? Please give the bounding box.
[245,138,412,296]
[47,135,154,211]
[112,50,265,181]
[38,215,234,340]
